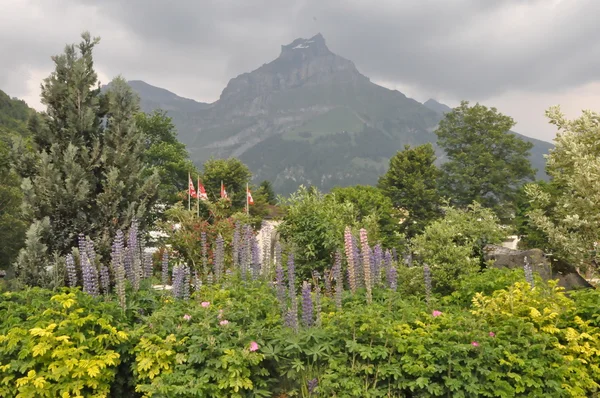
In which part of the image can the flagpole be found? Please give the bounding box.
[188,172,191,211]
[197,175,200,217]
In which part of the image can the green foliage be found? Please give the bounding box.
[201,158,252,209]
[258,180,276,205]
[278,186,362,278]
[525,107,600,272]
[136,110,197,206]
[0,289,129,397]
[15,34,159,286]
[436,101,535,220]
[0,89,32,136]
[411,202,506,294]
[329,185,403,248]
[378,143,442,237]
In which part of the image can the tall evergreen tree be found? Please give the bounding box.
[15,33,158,286]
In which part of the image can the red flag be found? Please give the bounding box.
[198,181,208,201]
[189,175,197,198]
[247,188,254,205]
[220,181,228,199]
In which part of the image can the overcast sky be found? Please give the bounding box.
[2,0,599,143]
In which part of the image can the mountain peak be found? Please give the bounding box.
[423,98,452,115]
[280,33,330,57]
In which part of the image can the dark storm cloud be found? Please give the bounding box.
[2,0,599,105]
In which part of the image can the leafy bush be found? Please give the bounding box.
[0,289,130,397]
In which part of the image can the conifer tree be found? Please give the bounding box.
[15,32,158,286]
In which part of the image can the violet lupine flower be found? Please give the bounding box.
[201,231,208,280]
[333,250,343,310]
[143,252,153,279]
[373,244,383,286]
[301,281,313,327]
[161,251,169,286]
[214,234,224,282]
[128,219,141,289]
[233,222,241,268]
[287,253,296,298]
[524,256,534,288]
[360,229,372,303]
[251,235,260,279]
[423,263,432,306]
[241,225,253,279]
[352,235,363,289]
[323,268,332,297]
[193,271,201,291]
[286,253,298,330]
[172,264,185,299]
[285,301,298,331]
[275,254,287,317]
[86,238,96,267]
[370,248,377,287]
[81,253,99,297]
[183,265,191,300]
[112,230,126,309]
[78,234,87,264]
[307,378,318,396]
[314,283,321,327]
[99,265,110,295]
[388,266,398,292]
[343,227,356,293]
[66,254,77,288]
[383,250,393,285]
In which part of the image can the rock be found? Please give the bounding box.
[483,244,594,290]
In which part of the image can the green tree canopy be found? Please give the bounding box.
[136,110,197,206]
[436,101,535,220]
[258,180,276,205]
[201,158,252,209]
[525,107,600,272]
[377,144,441,237]
[15,33,158,286]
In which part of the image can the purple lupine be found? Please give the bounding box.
[86,238,96,267]
[251,236,260,279]
[287,253,298,330]
[127,220,140,287]
[359,229,372,303]
[232,222,241,269]
[307,378,318,396]
[275,253,287,317]
[383,250,393,281]
[81,253,99,297]
[161,251,169,286]
[333,250,343,310]
[100,265,110,295]
[215,234,225,282]
[183,265,191,300]
[373,244,383,286]
[301,281,313,327]
[201,231,208,280]
[66,254,77,288]
[352,235,363,289]
[323,268,332,297]
[343,227,356,293]
[241,225,253,279]
[78,234,86,264]
[172,264,185,299]
[143,252,153,279]
[370,247,377,287]
[112,230,126,309]
[314,283,321,326]
[261,221,272,276]
[193,270,201,291]
[388,266,398,291]
[524,256,534,288]
[423,263,432,305]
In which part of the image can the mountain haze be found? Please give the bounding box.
[123,34,552,192]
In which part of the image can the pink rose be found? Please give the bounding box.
[471,341,479,347]
[219,320,229,326]
[183,314,191,321]
[201,302,210,308]
[249,341,259,352]
[489,332,495,337]
[432,310,442,317]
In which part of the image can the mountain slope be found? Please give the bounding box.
[0,89,33,136]
[422,99,552,180]
[127,34,552,192]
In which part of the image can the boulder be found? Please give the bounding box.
[483,245,594,290]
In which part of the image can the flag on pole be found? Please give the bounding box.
[247,187,254,205]
[198,181,208,201]
[188,175,197,198]
[220,181,228,199]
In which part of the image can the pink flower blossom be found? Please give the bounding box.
[219,320,229,326]
[489,332,495,337]
[218,309,224,319]
[471,341,480,347]
[249,341,259,352]
[432,310,442,317]
[183,314,191,321]
[201,301,210,308]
